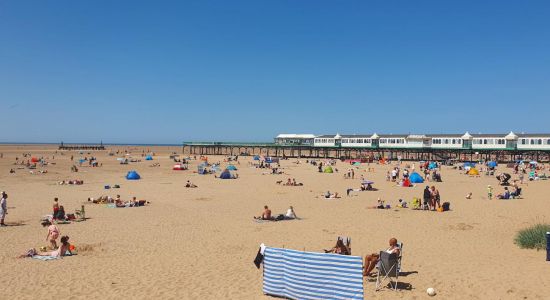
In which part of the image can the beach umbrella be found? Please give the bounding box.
[530,161,538,165]
[487,161,497,168]
[226,165,237,170]
[362,180,374,185]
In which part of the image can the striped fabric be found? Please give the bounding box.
[263,247,364,300]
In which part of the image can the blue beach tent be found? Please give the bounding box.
[219,170,232,179]
[409,172,424,183]
[145,155,153,160]
[487,161,497,168]
[126,171,141,180]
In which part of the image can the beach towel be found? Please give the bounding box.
[32,255,59,261]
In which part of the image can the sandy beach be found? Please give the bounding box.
[1,144,549,300]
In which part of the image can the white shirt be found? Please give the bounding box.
[285,209,296,219]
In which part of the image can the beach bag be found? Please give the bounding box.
[442,202,450,211]
[276,214,285,221]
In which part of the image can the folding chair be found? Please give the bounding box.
[375,242,403,291]
[337,236,352,255]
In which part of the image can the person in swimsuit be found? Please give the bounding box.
[45,222,60,249]
[363,238,400,277]
[254,205,272,220]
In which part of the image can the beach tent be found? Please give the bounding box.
[219,170,233,179]
[226,165,237,171]
[463,162,476,168]
[487,161,498,168]
[253,155,260,161]
[145,155,153,160]
[126,171,141,180]
[197,164,207,174]
[467,168,480,175]
[428,162,437,170]
[323,166,334,173]
[352,162,361,166]
[409,172,424,183]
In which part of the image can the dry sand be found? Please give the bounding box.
[0,144,549,299]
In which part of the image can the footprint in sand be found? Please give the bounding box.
[449,223,474,230]
[195,197,211,201]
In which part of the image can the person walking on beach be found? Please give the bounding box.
[0,192,7,226]
[487,185,493,200]
[45,222,60,249]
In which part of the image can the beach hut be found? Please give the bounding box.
[226,165,237,171]
[409,172,424,183]
[219,170,233,179]
[126,171,141,180]
[467,168,480,176]
[323,166,334,173]
[145,155,153,160]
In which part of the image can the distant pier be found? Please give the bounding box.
[58,142,106,151]
[182,142,550,162]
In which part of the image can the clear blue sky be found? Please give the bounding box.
[1,1,549,144]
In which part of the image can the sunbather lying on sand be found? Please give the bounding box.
[18,236,72,259]
[185,180,198,188]
[323,191,340,199]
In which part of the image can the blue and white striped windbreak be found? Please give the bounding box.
[263,247,364,300]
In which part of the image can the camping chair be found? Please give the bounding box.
[375,242,403,291]
[74,205,86,221]
[337,236,352,255]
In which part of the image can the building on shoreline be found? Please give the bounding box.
[183,131,550,162]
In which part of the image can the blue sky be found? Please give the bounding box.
[1,1,549,143]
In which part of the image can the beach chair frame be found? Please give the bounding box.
[375,242,403,291]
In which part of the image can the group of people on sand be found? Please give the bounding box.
[58,179,84,185]
[88,195,147,207]
[324,237,401,277]
[18,222,73,259]
[422,186,441,210]
[254,205,298,221]
[279,178,303,186]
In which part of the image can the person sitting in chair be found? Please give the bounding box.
[324,239,351,255]
[363,238,400,277]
